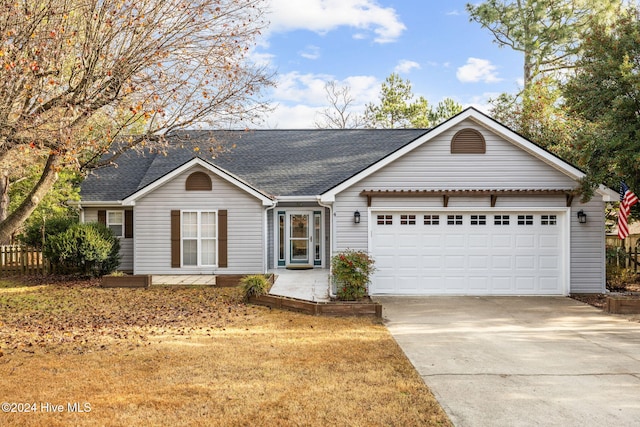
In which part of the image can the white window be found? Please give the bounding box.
[518,215,534,225]
[470,215,486,225]
[182,211,217,266]
[107,211,124,237]
[447,215,463,225]
[494,215,510,225]
[377,215,393,225]
[400,214,416,225]
[541,215,557,225]
[424,214,440,225]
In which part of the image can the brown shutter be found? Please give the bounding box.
[97,210,106,225]
[124,210,133,239]
[171,210,181,268]
[218,210,227,268]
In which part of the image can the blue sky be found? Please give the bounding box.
[251,0,525,128]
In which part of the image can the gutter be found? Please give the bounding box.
[264,200,278,274]
[316,196,336,299]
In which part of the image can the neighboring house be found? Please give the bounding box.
[79,108,617,295]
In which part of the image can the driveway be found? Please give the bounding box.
[376,296,640,427]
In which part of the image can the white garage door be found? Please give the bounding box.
[370,211,566,295]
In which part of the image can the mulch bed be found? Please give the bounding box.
[571,283,640,310]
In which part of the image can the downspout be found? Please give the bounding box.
[317,196,335,298]
[264,200,278,274]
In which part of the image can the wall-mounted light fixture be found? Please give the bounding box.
[354,211,361,224]
[577,210,587,224]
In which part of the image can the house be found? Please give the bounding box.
[79,108,617,295]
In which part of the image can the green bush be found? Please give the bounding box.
[17,216,78,249]
[44,222,120,277]
[331,250,375,301]
[241,274,270,300]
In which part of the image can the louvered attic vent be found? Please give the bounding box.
[185,171,212,191]
[451,128,486,154]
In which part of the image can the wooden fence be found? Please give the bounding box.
[606,235,640,271]
[0,245,51,275]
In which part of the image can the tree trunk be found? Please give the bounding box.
[0,153,60,244]
[0,170,9,222]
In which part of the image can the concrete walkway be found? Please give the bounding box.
[377,296,640,427]
[269,268,330,302]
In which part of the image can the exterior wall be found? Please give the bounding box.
[133,165,265,275]
[333,119,606,293]
[83,207,134,272]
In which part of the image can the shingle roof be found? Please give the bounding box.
[80,129,429,201]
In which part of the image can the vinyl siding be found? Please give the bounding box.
[83,208,134,272]
[133,165,265,275]
[333,119,605,293]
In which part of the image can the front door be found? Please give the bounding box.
[288,213,311,264]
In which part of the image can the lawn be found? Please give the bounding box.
[0,277,451,427]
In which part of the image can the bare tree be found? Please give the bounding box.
[314,81,364,129]
[0,0,274,242]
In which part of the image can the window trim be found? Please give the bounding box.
[181,210,218,267]
[106,210,124,238]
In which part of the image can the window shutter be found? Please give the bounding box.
[124,210,133,239]
[97,210,106,225]
[218,210,228,268]
[171,210,180,268]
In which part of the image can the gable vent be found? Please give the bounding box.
[451,128,486,154]
[185,171,212,191]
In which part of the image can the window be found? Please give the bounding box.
[518,215,533,225]
[447,215,463,225]
[400,214,416,225]
[278,212,285,264]
[182,211,217,266]
[424,215,440,225]
[107,211,124,237]
[377,215,393,225]
[494,215,510,225]
[541,215,557,225]
[470,215,486,225]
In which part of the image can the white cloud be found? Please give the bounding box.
[394,59,421,74]
[259,72,381,128]
[456,58,502,84]
[300,45,321,60]
[266,0,406,43]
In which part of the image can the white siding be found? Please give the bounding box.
[83,208,134,272]
[134,165,265,275]
[334,119,606,293]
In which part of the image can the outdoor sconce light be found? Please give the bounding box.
[577,210,587,224]
[354,211,361,224]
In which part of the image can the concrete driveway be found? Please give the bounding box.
[376,296,640,427]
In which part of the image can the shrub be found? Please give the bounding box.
[17,216,78,249]
[241,274,270,300]
[607,265,638,292]
[44,222,120,277]
[331,250,375,301]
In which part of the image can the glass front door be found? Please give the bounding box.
[289,213,310,264]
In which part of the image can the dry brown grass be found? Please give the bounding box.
[0,277,451,426]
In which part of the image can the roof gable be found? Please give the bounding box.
[121,158,274,206]
[319,108,617,202]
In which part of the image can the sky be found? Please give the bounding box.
[251,0,525,129]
